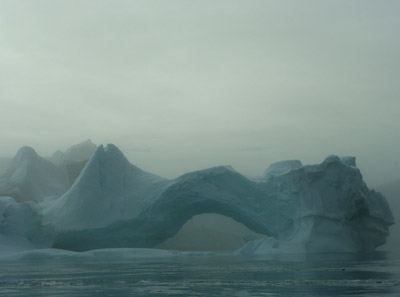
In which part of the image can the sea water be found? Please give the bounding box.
[0,252,399,296]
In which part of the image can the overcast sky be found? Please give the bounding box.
[0,0,399,185]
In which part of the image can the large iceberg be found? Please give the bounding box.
[40,145,394,253]
[0,143,395,254]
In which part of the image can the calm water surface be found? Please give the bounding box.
[0,252,399,296]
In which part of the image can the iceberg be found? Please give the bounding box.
[40,145,393,253]
[0,143,395,254]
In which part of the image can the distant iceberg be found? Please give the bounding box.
[0,147,69,203]
[0,143,395,255]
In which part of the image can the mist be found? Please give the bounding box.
[1,1,399,252]
[0,0,399,185]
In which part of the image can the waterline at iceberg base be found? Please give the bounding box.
[0,142,394,257]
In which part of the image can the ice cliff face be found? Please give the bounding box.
[45,146,394,253]
[0,147,69,203]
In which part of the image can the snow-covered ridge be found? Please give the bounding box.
[0,143,395,254]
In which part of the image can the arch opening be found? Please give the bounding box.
[156,213,265,252]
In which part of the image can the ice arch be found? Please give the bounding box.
[53,165,289,251]
[49,146,394,252]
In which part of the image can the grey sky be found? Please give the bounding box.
[1,0,399,185]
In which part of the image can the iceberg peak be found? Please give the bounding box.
[103,143,126,157]
[48,149,393,253]
[0,143,394,254]
[13,146,38,163]
[42,142,166,231]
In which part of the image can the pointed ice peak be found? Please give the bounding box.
[73,143,147,189]
[14,146,38,161]
[104,143,125,156]
[264,160,303,178]
[43,143,166,230]
[92,143,126,162]
[8,146,40,172]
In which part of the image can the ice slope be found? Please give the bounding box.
[47,146,394,253]
[0,147,69,203]
[42,144,168,231]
